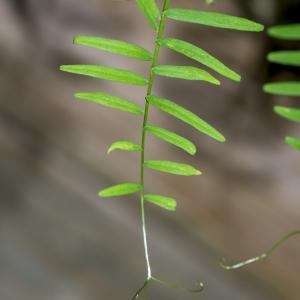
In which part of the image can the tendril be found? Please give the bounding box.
[151,276,204,294]
[220,230,300,270]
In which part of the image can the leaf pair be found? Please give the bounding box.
[99,183,176,211]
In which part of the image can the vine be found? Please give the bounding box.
[60,0,263,297]
[221,23,300,271]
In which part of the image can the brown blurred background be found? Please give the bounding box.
[0,0,299,299]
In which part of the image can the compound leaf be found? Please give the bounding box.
[75,92,144,115]
[159,38,240,81]
[267,51,300,67]
[135,0,160,30]
[165,9,264,32]
[144,194,177,211]
[268,24,300,40]
[60,65,148,86]
[274,106,300,123]
[152,65,220,85]
[147,95,225,142]
[286,136,300,152]
[99,182,141,197]
[263,82,300,96]
[144,160,201,176]
[74,36,152,61]
[108,141,141,153]
[145,124,196,155]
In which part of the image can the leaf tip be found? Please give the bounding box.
[195,169,202,175]
[213,78,221,85]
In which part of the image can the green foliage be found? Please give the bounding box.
[267,51,300,67]
[263,23,300,152]
[74,36,153,61]
[268,24,300,40]
[152,65,220,84]
[264,82,300,96]
[144,160,201,176]
[60,65,148,86]
[135,0,160,30]
[286,136,300,152]
[75,92,144,115]
[145,124,197,155]
[108,141,141,153]
[165,9,264,32]
[60,0,263,296]
[274,106,300,123]
[99,183,141,197]
[144,194,177,211]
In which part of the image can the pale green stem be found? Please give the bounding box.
[220,230,300,270]
[140,0,171,280]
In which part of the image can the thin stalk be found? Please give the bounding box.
[220,230,300,270]
[139,0,171,280]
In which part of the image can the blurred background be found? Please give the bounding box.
[0,0,299,299]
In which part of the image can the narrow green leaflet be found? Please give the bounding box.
[144,160,201,176]
[159,38,241,82]
[152,65,220,85]
[165,9,264,32]
[263,82,300,96]
[145,124,196,155]
[60,65,148,86]
[75,92,144,115]
[267,51,300,67]
[107,141,141,153]
[286,136,300,152]
[147,95,225,142]
[74,36,152,61]
[144,194,177,211]
[99,182,141,197]
[135,0,160,30]
[268,24,300,40]
[274,106,300,123]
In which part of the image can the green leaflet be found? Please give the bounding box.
[75,92,144,115]
[147,95,225,142]
[274,106,300,123]
[144,194,177,211]
[74,36,152,61]
[159,38,241,82]
[107,141,141,153]
[268,24,300,40]
[165,9,264,32]
[99,182,141,197]
[145,124,196,155]
[286,136,300,152]
[144,160,201,176]
[135,0,160,30]
[152,65,220,85]
[59,65,148,86]
[263,82,300,96]
[267,51,300,67]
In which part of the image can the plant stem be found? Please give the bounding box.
[139,0,171,280]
